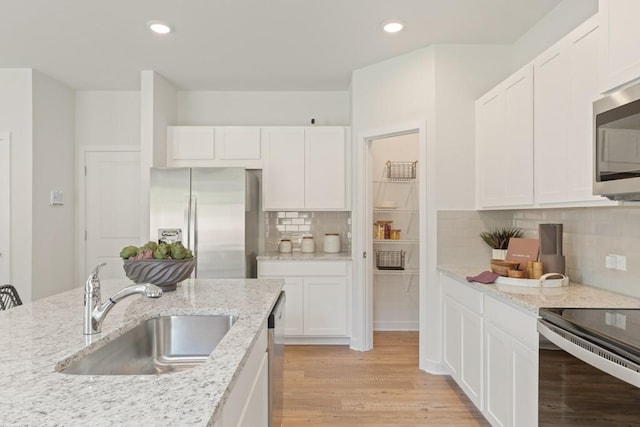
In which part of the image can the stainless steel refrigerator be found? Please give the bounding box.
[149,168,261,279]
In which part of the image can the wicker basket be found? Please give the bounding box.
[375,250,405,270]
[385,161,417,181]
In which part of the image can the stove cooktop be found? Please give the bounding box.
[539,307,640,364]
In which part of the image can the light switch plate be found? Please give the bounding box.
[50,190,64,206]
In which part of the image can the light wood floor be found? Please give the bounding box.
[283,331,489,426]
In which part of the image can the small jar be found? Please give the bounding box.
[278,239,292,253]
[301,236,315,253]
[390,229,401,240]
[323,234,341,253]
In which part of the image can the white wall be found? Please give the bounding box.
[434,45,512,209]
[0,69,33,302]
[511,0,598,71]
[177,91,350,126]
[31,71,76,300]
[140,71,178,241]
[76,91,140,147]
[351,46,437,370]
[351,44,515,372]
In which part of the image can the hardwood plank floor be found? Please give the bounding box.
[283,331,489,426]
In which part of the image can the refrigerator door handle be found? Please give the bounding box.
[191,195,198,277]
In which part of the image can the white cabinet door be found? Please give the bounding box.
[168,126,215,162]
[534,42,569,204]
[484,321,511,427]
[599,0,640,92]
[305,127,347,209]
[303,276,347,336]
[476,66,533,208]
[568,17,603,202]
[512,339,538,427]
[216,127,261,160]
[238,352,269,427]
[460,309,483,410]
[535,16,604,205]
[503,67,534,206]
[221,327,268,427]
[263,127,306,210]
[442,296,461,380]
[476,89,505,208]
[283,277,304,336]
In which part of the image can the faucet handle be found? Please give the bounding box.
[90,262,107,279]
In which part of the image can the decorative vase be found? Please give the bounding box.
[492,249,508,260]
[123,258,196,291]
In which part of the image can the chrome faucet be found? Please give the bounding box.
[84,262,163,335]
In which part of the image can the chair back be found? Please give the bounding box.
[0,285,23,310]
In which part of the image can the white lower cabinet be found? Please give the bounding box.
[258,260,351,341]
[441,274,538,426]
[304,276,348,336]
[441,275,484,411]
[218,325,269,427]
[484,295,538,427]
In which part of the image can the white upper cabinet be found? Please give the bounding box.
[599,0,640,93]
[534,16,605,204]
[263,126,348,211]
[305,127,347,209]
[263,127,306,210]
[215,127,261,160]
[168,126,215,163]
[167,126,262,167]
[476,65,534,208]
[478,14,615,209]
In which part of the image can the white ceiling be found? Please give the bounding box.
[0,0,561,91]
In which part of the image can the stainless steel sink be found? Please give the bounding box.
[60,315,237,375]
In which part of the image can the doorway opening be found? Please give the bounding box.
[369,133,420,334]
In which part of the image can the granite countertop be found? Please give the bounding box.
[439,265,640,314]
[0,278,283,426]
[257,251,352,261]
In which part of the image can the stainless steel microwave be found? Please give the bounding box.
[594,81,640,200]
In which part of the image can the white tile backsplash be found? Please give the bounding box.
[265,211,351,252]
[438,206,640,298]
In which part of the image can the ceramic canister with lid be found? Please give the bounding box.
[278,239,292,253]
[301,236,315,253]
[323,234,341,253]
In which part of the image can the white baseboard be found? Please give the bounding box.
[284,336,351,345]
[373,320,419,331]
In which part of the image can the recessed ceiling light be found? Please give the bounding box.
[382,20,404,34]
[148,21,172,34]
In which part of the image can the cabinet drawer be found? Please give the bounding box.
[259,261,347,277]
[441,274,483,315]
[484,295,538,349]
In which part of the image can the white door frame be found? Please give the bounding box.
[0,132,10,285]
[351,121,429,355]
[77,145,140,284]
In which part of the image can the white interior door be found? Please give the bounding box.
[0,132,10,284]
[84,150,141,280]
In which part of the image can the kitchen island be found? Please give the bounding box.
[0,278,283,426]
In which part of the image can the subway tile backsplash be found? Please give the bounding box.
[437,207,640,299]
[265,211,351,252]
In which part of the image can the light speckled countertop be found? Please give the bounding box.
[0,278,283,426]
[257,251,352,261]
[439,265,640,314]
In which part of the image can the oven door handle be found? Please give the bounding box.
[538,320,640,388]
